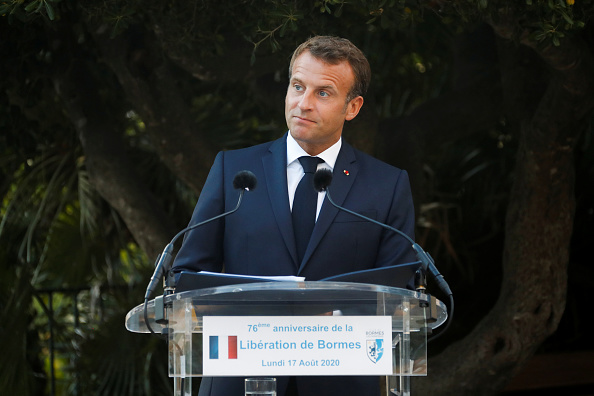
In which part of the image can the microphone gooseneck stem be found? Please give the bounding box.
[324,188,452,297]
[323,185,454,340]
[144,188,245,304]
[143,189,246,336]
[142,170,256,337]
[169,189,245,248]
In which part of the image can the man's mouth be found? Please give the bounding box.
[294,115,316,124]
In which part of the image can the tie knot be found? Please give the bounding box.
[298,156,323,174]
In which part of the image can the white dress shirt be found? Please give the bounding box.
[286,132,341,219]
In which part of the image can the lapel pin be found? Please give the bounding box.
[343,170,350,176]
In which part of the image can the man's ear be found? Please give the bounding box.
[345,96,364,121]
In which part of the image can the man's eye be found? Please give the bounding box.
[294,84,303,91]
[319,91,329,97]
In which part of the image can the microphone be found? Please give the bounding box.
[144,170,257,300]
[313,169,452,297]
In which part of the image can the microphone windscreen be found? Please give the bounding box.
[233,170,257,191]
[313,169,333,192]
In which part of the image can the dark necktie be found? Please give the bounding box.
[292,156,323,263]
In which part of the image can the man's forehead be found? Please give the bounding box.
[293,51,351,72]
[290,53,354,88]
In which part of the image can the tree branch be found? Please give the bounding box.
[89,22,218,194]
[414,24,594,396]
[52,52,177,259]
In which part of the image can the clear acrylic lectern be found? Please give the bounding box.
[126,281,447,396]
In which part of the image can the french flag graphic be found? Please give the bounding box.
[209,335,238,359]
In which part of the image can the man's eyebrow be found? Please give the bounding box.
[289,77,337,92]
[318,84,336,91]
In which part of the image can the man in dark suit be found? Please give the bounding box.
[172,36,416,396]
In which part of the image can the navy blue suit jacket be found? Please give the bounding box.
[172,133,416,395]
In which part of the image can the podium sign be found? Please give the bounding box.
[203,316,392,376]
[125,281,448,396]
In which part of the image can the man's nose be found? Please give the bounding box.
[298,91,314,110]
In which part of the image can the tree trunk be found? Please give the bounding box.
[413,27,594,396]
[50,31,178,259]
[89,22,218,194]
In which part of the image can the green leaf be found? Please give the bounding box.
[560,11,573,25]
[0,4,12,15]
[24,0,40,12]
[533,31,547,41]
[290,20,298,32]
[279,21,288,37]
[45,1,55,20]
[335,5,343,17]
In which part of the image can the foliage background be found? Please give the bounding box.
[1,0,593,395]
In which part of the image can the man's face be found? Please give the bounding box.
[285,51,364,156]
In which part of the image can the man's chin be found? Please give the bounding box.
[289,128,314,140]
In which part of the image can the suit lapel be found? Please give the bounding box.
[298,142,358,273]
[262,135,300,268]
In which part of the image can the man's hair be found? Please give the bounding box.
[288,36,371,102]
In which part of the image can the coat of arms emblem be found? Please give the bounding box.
[366,339,384,363]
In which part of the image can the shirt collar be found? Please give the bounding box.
[286,132,341,170]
